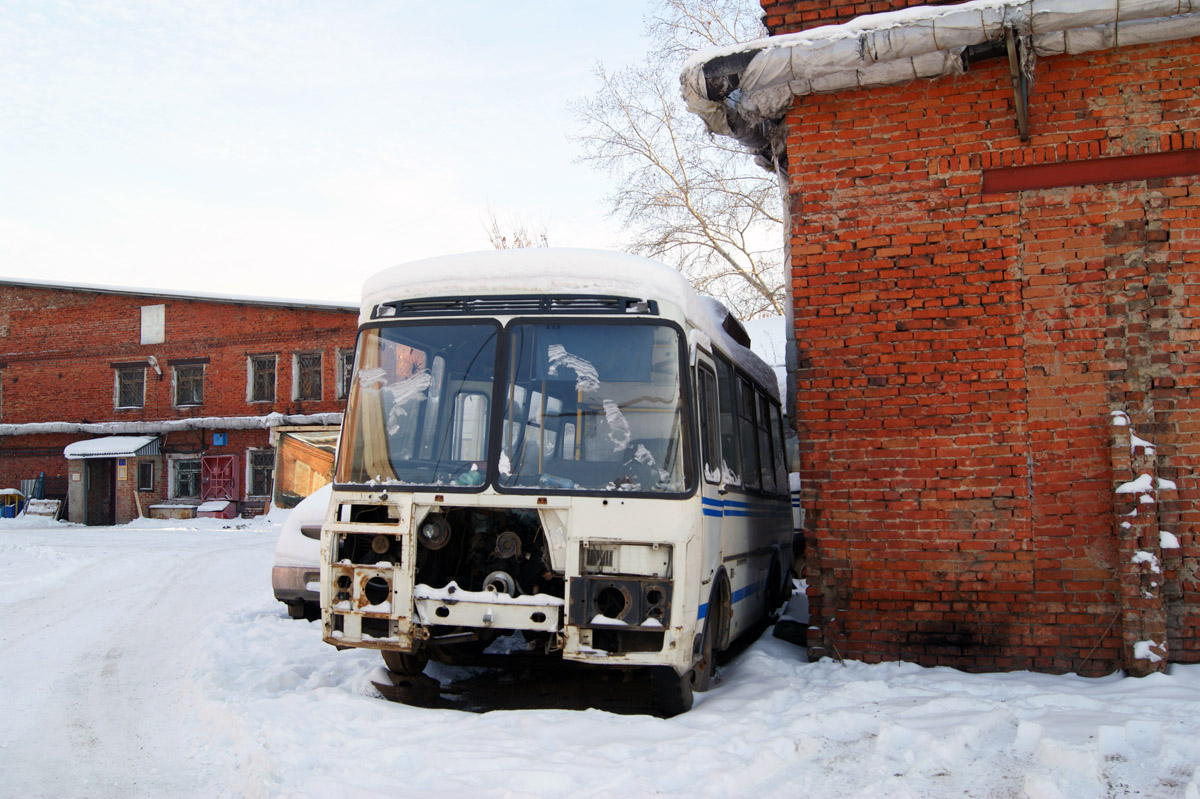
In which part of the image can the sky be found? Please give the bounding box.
[0,1,661,304]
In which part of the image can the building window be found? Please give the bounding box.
[137,461,155,492]
[294,352,322,401]
[174,364,204,406]
[248,449,274,496]
[336,349,355,399]
[248,355,276,403]
[116,367,145,409]
[171,458,201,499]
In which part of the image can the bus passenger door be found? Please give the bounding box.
[695,361,724,591]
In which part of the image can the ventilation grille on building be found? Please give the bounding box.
[371,295,658,319]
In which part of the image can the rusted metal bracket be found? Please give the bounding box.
[1006,27,1030,142]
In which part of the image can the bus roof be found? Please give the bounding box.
[360,249,780,400]
[362,249,692,311]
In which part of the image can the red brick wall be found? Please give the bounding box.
[0,287,355,424]
[784,38,1200,672]
[761,0,942,33]
[0,285,357,507]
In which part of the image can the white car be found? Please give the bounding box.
[272,483,331,621]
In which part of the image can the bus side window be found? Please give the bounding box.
[697,365,720,483]
[737,376,761,491]
[714,355,742,486]
[757,391,777,494]
[770,401,789,492]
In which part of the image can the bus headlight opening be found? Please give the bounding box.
[595,585,631,620]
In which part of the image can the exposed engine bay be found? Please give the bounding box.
[411,508,563,602]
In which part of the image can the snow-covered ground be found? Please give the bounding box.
[2,514,1199,799]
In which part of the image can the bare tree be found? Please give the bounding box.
[484,206,549,250]
[574,0,784,318]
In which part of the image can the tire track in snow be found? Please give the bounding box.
[0,528,273,798]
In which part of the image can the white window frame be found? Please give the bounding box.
[137,460,155,492]
[245,448,275,498]
[173,363,205,407]
[115,367,146,409]
[336,349,355,399]
[167,455,202,500]
[292,351,323,402]
[247,354,277,403]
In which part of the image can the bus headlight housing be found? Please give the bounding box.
[569,575,672,629]
[571,542,673,631]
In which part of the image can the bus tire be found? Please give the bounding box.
[382,649,429,676]
[690,618,715,693]
[764,555,790,623]
[692,577,728,692]
[650,665,694,717]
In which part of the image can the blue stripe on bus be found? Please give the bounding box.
[700,496,790,520]
[697,580,764,620]
[731,582,760,604]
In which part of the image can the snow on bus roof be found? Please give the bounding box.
[362,249,693,310]
[361,248,780,400]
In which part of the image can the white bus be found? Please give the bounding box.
[320,249,793,714]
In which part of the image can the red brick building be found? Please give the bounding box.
[0,279,357,524]
[684,0,1199,675]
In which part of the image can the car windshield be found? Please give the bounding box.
[498,322,692,494]
[335,323,499,487]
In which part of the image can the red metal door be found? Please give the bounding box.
[201,455,239,501]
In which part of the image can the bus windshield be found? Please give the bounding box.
[336,322,499,487]
[499,322,691,494]
[335,319,692,494]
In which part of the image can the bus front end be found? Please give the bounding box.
[320,306,702,699]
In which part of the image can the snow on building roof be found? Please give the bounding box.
[361,248,781,400]
[3,413,343,438]
[64,436,160,460]
[682,0,1200,160]
[0,276,358,313]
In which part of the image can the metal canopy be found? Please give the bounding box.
[63,436,162,460]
